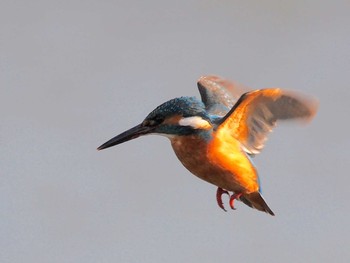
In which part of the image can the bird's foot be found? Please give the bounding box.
[229,193,243,210]
[216,187,230,212]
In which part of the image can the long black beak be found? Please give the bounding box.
[97,123,154,150]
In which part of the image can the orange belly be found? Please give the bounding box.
[170,134,259,193]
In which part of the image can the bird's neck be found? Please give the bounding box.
[170,133,212,175]
[170,134,210,153]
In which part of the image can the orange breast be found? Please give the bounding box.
[207,129,259,193]
[170,133,259,193]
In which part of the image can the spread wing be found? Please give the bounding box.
[217,88,318,155]
[197,75,251,117]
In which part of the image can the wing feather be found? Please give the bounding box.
[217,88,318,155]
[197,75,250,117]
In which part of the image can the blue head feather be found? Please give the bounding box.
[143,97,212,136]
[146,97,208,120]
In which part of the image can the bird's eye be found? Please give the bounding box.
[154,116,164,124]
[143,116,164,127]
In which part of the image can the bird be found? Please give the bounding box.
[97,75,318,215]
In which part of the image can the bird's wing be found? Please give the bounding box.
[197,75,251,117]
[216,88,318,155]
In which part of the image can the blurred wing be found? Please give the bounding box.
[197,75,251,117]
[217,88,318,155]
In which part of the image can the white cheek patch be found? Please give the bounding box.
[178,116,212,129]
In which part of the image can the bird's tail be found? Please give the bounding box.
[240,192,275,216]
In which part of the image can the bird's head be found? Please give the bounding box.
[97,97,213,150]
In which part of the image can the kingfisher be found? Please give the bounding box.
[98,75,318,215]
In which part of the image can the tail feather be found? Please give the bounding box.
[240,192,275,216]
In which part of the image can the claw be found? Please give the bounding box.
[216,187,230,212]
[229,193,243,210]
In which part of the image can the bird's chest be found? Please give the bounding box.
[170,134,258,193]
[170,135,231,187]
[171,136,210,173]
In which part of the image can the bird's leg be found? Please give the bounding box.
[216,187,230,212]
[229,193,243,210]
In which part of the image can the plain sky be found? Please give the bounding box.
[1,0,350,262]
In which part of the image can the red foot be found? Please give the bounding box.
[229,193,242,210]
[216,187,230,212]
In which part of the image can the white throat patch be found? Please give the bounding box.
[178,116,212,129]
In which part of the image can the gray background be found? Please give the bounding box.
[1,0,349,262]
